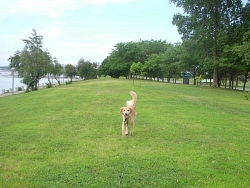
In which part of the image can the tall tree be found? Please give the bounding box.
[77,58,98,80]
[232,31,250,91]
[51,58,63,85]
[171,0,244,87]
[144,53,166,81]
[65,64,76,82]
[9,29,50,91]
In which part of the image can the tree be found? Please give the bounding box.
[171,0,244,87]
[112,42,141,78]
[77,58,98,80]
[232,31,250,91]
[144,53,166,81]
[218,1,250,90]
[65,64,76,82]
[9,29,52,92]
[51,58,63,85]
[163,43,180,83]
[130,62,143,79]
[98,40,171,79]
[98,56,123,78]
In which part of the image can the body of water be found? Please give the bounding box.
[0,70,68,92]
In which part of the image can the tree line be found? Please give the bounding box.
[8,29,98,92]
[99,0,250,90]
[8,1,250,92]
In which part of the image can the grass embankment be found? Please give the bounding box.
[0,77,249,187]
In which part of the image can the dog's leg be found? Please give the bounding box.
[122,121,125,137]
[125,122,128,135]
[130,123,134,136]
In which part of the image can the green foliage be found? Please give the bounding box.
[130,62,143,76]
[243,91,250,100]
[99,40,171,79]
[9,29,47,91]
[171,0,247,87]
[98,57,122,78]
[233,31,250,65]
[65,80,72,85]
[50,58,63,85]
[65,64,77,81]
[195,74,203,86]
[77,58,98,80]
[8,29,64,91]
[45,82,53,88]
[17,87,23,91]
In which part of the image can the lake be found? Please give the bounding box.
[0,70,69,93]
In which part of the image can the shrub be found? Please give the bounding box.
[66,80,72,85]
[195,75,203,86]
[243,91,249,100]
[46,83,53,88]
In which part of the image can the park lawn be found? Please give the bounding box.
[0,77,249,187]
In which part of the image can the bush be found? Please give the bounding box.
[46,83,53,88]
[66,80,72,85]
[17,87,22,91]
[243,91,249,100]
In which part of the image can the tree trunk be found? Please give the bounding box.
[243,72,248,91]
[167,70,171,83]
[212,3,220,88]
[224,76,227,89]
[235,75,239,90]
[54,76,61,85]
[157,69,160,82]
[193,67,197,85]
[47,74,52,85]
[212,66,219,87]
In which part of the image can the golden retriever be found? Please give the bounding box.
[120,91,137,137]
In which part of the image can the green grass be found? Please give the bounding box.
[0,77,250,187]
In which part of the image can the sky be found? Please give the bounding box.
[0,0,184,66]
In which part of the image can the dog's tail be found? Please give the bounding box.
[126,91,137,106]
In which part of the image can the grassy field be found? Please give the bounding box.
[0,77,250,187]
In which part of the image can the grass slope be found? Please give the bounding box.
[0,77,250,187]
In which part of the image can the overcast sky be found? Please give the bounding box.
[1,0,186,66]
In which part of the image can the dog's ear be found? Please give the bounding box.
[120,107,124,113]
[129,107,133,113]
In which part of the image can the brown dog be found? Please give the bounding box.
[120,91,137,137]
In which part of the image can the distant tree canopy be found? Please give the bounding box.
[170,0,250,88]
[77,58,98,80]
[98,1,250,90]
[98,40,177,80]
[65,64,77,82]
[8,29,98,92]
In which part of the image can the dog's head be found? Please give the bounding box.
[120,107,133,118]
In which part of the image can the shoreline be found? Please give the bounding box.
[0,90,25,98]
[0,78,81,98]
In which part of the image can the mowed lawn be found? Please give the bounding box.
[0,77,249,187]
